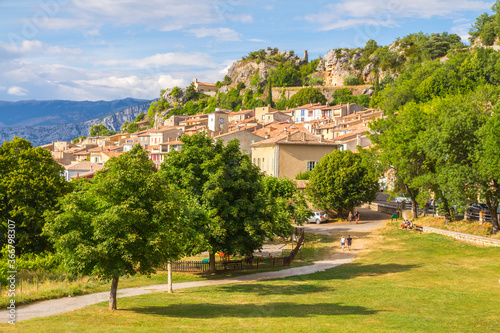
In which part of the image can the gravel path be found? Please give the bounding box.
[1,207,388,323]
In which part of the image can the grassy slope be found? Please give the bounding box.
[3,222,499,332]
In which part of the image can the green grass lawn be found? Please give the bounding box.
[0,233,331,309]
[4,222,500,332]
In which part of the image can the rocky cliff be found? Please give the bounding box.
[225,49,308,88]
[320,49,396,87]
[0,102,150,146]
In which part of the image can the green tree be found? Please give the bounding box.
[134,112,145,122]
[369,102,431,219]
[44,145,201,310]
[185,82,199,101]
[262,176,312,231]
[71,136,86,144]
[267,80,273,106]
[289,87,326,107]
[0,137,70,254]
[474,103,500,233]
[89,124,111,137]
[306,150,379,216]
[159,133,292,273]
[344,75,360,86]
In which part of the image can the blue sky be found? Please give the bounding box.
[0,0,495,101]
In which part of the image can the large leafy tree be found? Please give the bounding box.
[369,102,431,219]
[261,176,312,234]
[89,124,115,137]
[0,137,70,254]
[44,145,201,310]
[159,133,293,273]
[306,150,379,216]
[474,103,500,233]
[289,87,326,107]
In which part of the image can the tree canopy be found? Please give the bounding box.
[44,145,202,309]
[306,150,379,216]
[289,87,327,107]
[0,137,70,254]
[159,132,297,272]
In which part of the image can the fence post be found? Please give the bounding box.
[167,261,173,294]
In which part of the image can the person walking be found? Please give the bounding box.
[354,210,360,224]
[348,211,353,224]
[346,235,352,251]
[340,236,346,251]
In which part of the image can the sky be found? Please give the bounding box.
[0,0,495,102]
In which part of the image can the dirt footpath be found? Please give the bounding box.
[0,207,389,323]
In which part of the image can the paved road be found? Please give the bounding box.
[1,207,389,323]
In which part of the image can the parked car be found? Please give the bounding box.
[308,211,329,224]
[395,195,409,203]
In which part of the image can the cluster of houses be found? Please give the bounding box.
[41,102,383,181]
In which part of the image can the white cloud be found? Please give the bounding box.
[0,40,81,57]
[98,52,217,69]
[84,29,101,37]
[0,58,229,101]
[226,14,254,23]
[306,0,491,30]
[188,27,241,42]
[7,86,28,96]
[43,0,250,31]
[451,19,474,42]
[248,38,267,43]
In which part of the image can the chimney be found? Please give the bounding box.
[286,132,291,142]
[302,132,306,142]
[357,134,362,146]
[320,134,324,143]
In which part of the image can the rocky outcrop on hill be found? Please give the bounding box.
[320,49,396,87]
[225,49,308,88]
[0,102,150,146]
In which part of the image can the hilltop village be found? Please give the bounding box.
[41,86,383,182]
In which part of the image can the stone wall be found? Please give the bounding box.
[363,202,500,247]
[422,227,500,247]
[361,202,398,215]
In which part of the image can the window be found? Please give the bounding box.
[307,161,318,171]
[300,110,305,117]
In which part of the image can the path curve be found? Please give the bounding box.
[1,207,388,323]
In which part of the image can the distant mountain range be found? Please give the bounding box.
[0,98,152,146]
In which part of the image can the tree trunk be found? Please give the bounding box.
[209,251,216,273]
[109,276,119,310]
[167,261,173,293]
[411,199,418,221]
[486,199,499,234]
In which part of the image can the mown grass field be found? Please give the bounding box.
[3,222,499,332]
[0,232,331,309]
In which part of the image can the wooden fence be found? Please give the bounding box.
[169,227,306,273]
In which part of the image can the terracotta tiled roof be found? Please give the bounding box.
[252,123,306,138]
[333,128,368,141]
[102,152,122,158]
[251,129,336,147]
[65,161,103,171]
